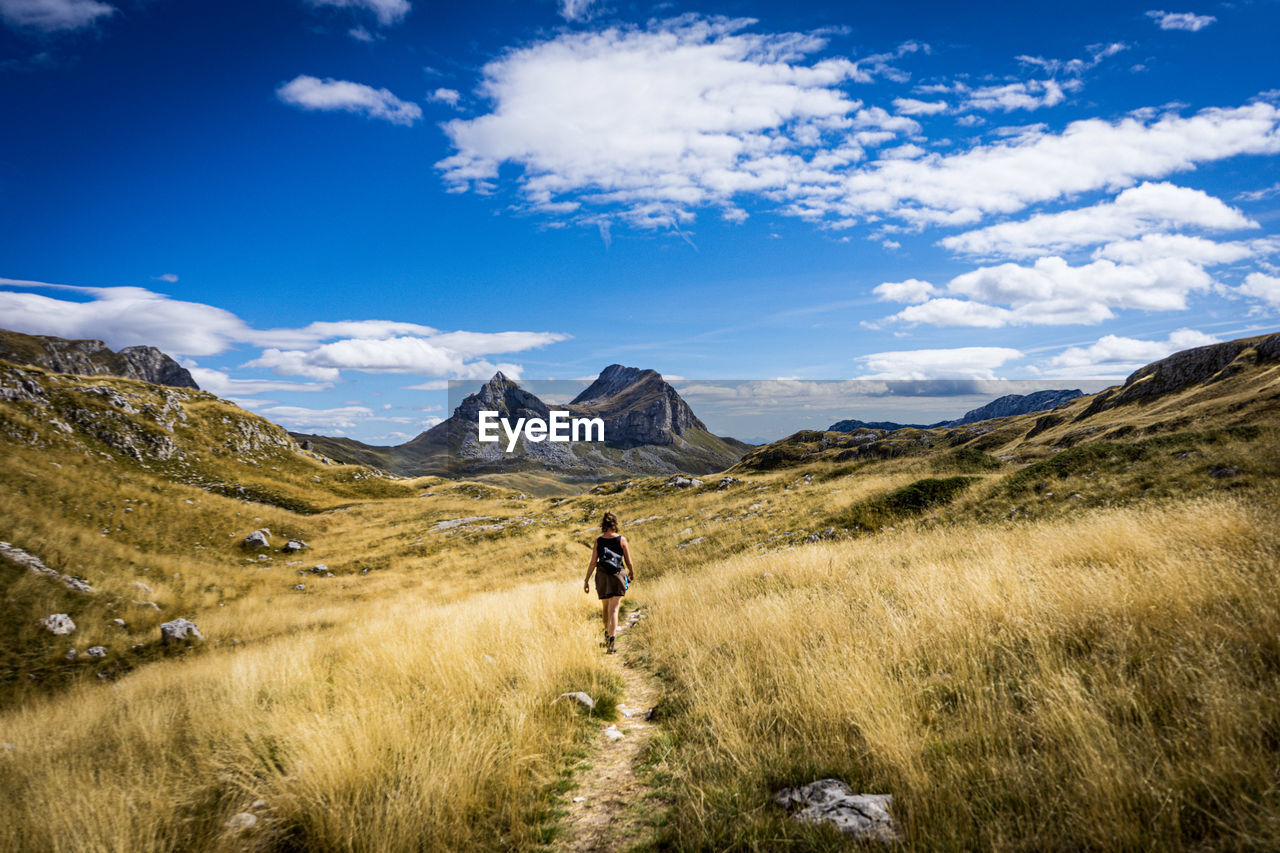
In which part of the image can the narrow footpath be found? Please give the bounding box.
[560,610,665,853]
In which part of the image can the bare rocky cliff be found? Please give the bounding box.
[0,329,198,389]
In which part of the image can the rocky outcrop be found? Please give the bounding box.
[0,329,198,389]
[41,614,76,635]
[1078,332,1280,419]
[0,541,93,592]
[946,389,1082,426]
[160,618,204,644]
[774,779,900,842]
[570,365,705,447]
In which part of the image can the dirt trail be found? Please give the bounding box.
[559,610,664,853]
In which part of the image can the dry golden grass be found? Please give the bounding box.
[631,491,1280,851]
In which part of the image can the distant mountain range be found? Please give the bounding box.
[0,329,198,390]
[828,389,1083,433]
[294,365,754,482]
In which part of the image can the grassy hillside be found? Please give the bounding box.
[0,335,1278,850]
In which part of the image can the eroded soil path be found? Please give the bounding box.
[560,611,665,853]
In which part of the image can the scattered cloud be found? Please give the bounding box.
[305,0,409,27]
[558,0,601,22]
[277,75,422,126]
[959,78,1076,113]
[1146,10,1216,31]
[941,182,1258,257]
[1043,328,1219,376]
[152,273,179,283]
[256,405,377,432]
[880,255,1216,328]
[0,0,114,33]
[855,346,1024,380]
[186,368,333,397]
[438,14,1280,234]
[873,278,937,303]
[1015,41,1127,77]
[348,26,381,42]
[429,87,461,106]
[893,97,948,116]
[1236,182,1280,202]
[1239,272,1280,308]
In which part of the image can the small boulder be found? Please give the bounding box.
[226,813,257,832]
[774,779,900,842]
[65,648,78,660]
[241,530,271,549]
[283,539,309,553]
[41,613,76,635]
[111,619,127,629]
[294,584,306,591]
[160,618,204,645]
[86,646,107,658]
[557,691,595,710]
[603,725,625,741]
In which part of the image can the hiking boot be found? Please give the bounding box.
[607,635,616,654]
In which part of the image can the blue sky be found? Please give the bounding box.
[2,0,1278,442]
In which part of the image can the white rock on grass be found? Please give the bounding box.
[41,613,76,635]
[603,725,625,741]
[774,779,900,842]
[160,618,203,644]
[283,539,309,553]
[86,646,107,658]
[557,691,595,710]
[225,812,257,831]
[241,530,270,549]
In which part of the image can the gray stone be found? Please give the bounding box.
[774,779,900,842]
[557,691,595,710]
[134,600,161,610]
[65,648,78,660]
[225,813,257,831]
[86,646,107,658]
[160,618,203,644]
[41,613,76,635]
[111,618,126,628]
[0,541,94,593]
[294,584,306,591]
[282,539,309,553]
[242,530,270,549]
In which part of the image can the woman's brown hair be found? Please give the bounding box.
[601,511,619,533]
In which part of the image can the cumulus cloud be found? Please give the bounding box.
[855,347,1024,380]
[941,182,1258,257]
[0,0,114,32]
[959,78,1076,113]
[1239,272,1280,308]
[1043,328,1220,376]
[429,88,460,106]
[255,405,377,432]
[438,15,1280,234]
[1093,233,1261,266]
[1146,10,1216,31]
[873,278,938,303]
[881,255,1215,328]
[0,279,569,384]
[277,76,422,126]
[892,97,948,116]
[305,0,409,27]
[437,16,875,228]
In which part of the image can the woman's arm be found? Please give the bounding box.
[619,536,635,580]
[583,541,598,593]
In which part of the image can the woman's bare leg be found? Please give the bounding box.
[605,596,621,638]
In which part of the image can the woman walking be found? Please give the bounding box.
[583,511,635,654]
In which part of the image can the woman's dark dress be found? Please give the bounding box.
[594,535,628,600]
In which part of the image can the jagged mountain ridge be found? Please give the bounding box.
[828,388,1083,432]
[0,329,198,389]
[295,365,750,482]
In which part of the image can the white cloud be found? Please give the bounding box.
[429,88,460,106]
[1146,10,1216,31]
[559,0,601,22]
[1093,233,1260,266]
[439,14,1280,234]
[153,273,179,283]
[257,405,377,432]
[959,79,1074,113]
[882,255,1216,328]
[277,76,422,126]
[305,0,409,27]
[1239,272,1280,308]
[0,0,114,32]
[438,16,874,228]
[893,97,948,116]
[186,368,333,397]
[941,182,1258,257]
[1043,328,1220,376]
[348,26,379,42]
[0,279,569,384]
[242,333,565,380]
[856,347,1024,380]
[1236,182,1280,203]
[873,278,938,303]
[1015,42,1127,76]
